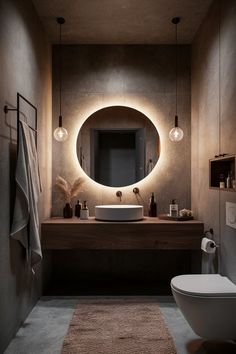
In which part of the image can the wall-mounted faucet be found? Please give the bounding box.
[116,190,122,202]
[133,187,140,195]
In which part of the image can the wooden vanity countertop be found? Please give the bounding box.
[41,217,204,250]
[42,216,203,225]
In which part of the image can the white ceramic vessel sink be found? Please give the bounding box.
[95,205,143,221]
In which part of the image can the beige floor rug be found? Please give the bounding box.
[61,298,176,354]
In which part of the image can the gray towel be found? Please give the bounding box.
[10,120,42,272]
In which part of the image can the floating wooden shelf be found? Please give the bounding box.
[41,217,204,250]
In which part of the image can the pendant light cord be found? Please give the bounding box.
[218,2,221,157]
[218,0,221,275]
[57,17,65,126]
[175,21,178,117]
[171,17,180,127]
[59,21,62,118]
[54,17,68,140]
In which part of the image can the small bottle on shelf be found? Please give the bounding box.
[80,201,89,219]
[219,174,225,189]
[232,179,236,190]
[226,171,232,189]
[170,199,178,218]
[75,200,82,218]
[148,192,157,217]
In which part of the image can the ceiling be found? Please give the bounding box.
[32,0,213,44]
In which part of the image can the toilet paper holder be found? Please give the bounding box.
[204,228,214,237]
[208,240,219,249]
[203,228,219,249]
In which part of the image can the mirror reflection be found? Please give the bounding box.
[77,106,160,187]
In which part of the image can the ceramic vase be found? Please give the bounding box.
[63,202,73,218]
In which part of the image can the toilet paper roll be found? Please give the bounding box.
[201,237,216,254]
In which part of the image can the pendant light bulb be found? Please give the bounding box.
[169,17,183,142]
[54,127,68,142]
[169,127,184,142]
[169,114,184,142]
[54,113,68,141]
[53,17,68,142]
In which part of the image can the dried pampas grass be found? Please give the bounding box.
[70,178,84,199]
[55,175,84,202]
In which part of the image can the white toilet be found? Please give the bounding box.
[171,274,236,340]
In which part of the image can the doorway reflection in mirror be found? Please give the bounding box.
[77,106,160,187]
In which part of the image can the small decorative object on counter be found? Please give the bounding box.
[148,192,157,217]
[54,175,84,217]
[63,203,73,218]
[169,199,178,217]
[219,174,225,188]
[80,201,89,219]
[75,200,82,217]
[179,209,193,217]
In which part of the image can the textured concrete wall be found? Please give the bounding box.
[0,0,52,351]
[192,0,236,280]
[52,45,191,216]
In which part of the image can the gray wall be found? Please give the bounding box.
[0,0,52,351]
[192,0,236,280]
[52,45,191,216]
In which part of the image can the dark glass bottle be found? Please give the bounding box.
[63,202,73,218]
[148,192,157,217]
[75,200,82,217]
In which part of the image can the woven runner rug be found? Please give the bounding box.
[61,298,176,354]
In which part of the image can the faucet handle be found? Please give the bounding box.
[116,190,122,202]
[133,187,140,194]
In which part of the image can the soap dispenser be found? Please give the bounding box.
[80,201,89,219]
[170,199,178,218]
[148,192,157,217]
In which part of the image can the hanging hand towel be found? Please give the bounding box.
[10,120,42,272]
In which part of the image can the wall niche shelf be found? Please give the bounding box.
[209,154,235,191]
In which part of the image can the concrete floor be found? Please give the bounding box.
[4,297,236,354]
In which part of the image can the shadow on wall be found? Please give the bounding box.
[187,339,236,354]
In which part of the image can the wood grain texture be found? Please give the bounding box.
[41,217,204,250]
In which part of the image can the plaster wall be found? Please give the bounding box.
[0,0,52,351]
[191,0,236,279]
[52,45,191,216]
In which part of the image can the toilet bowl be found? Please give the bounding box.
[171,274,236,340]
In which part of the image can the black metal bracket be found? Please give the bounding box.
[3,93,38,150]
[204,228,214,237]
[4,106,17,114]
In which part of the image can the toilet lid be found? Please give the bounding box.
[171,274,236,296]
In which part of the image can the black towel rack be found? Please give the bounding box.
[4,92,38,149]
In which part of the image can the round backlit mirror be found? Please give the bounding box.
[77,106,160,187]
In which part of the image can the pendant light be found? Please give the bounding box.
[53,17,68,142]
[169,17,184,142]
